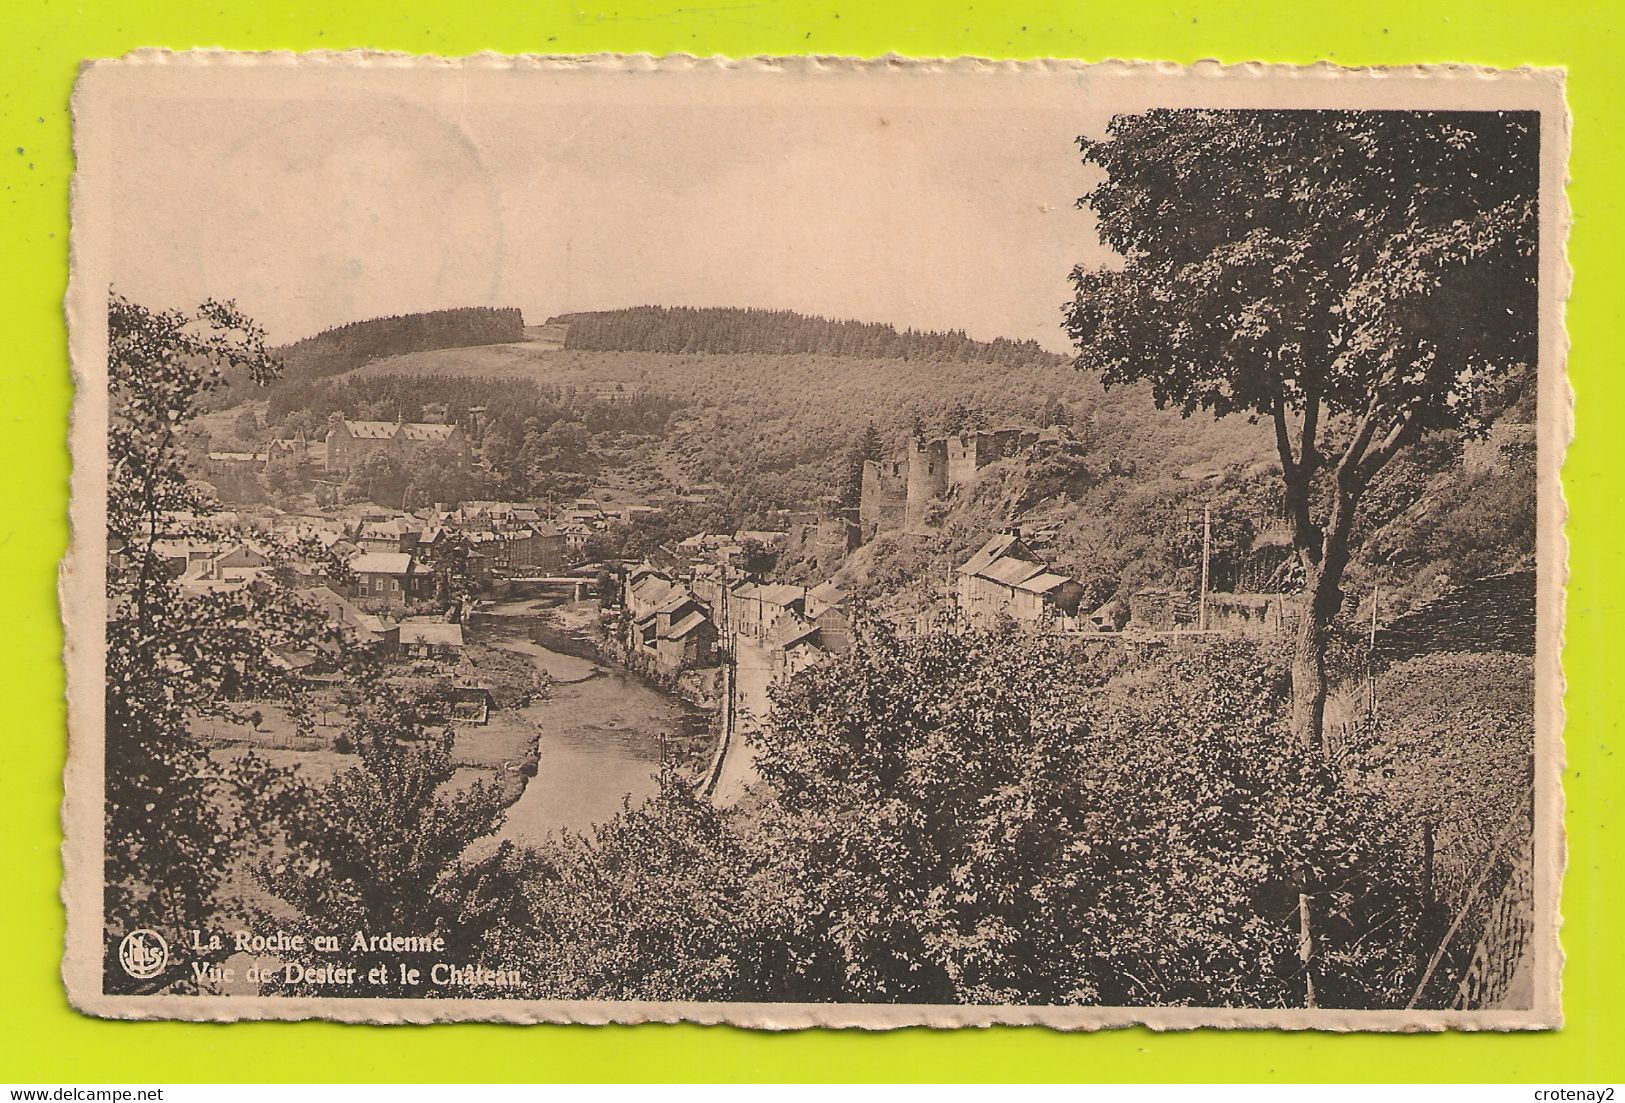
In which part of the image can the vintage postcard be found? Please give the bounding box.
[62,53,1568,1029]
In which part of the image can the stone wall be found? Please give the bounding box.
[1375,569,1536,666]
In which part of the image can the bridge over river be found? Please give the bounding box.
[504,576,597,601]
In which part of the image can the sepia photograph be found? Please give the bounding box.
[62,54,1566,1029]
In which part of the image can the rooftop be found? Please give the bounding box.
[1014,572,1077,595]
[980,556,1047,588]
[349,551,414,575]
[665,611,712,641]
[959,533,1024,577]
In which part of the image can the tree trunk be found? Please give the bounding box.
[1290,531,1353,751]
[1289,580,1329,751]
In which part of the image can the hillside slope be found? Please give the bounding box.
[240,304,1532,628]
[321,345,1276,491]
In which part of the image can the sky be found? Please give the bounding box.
[87,59,1122,351]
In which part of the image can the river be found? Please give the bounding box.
[478,598,709,844]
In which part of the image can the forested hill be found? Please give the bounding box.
[549,306,1067,366]
[274,306,526,382]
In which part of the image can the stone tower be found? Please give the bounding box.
[905,435,949,534]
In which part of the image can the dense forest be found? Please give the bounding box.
[273,306,526,384]
[551,305,1067,365]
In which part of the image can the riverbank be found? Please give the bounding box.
[470,596,712,843]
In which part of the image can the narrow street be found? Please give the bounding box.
[709,636,772,806]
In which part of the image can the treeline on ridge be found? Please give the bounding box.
[550,305,1067,365]
[274,306,526,382]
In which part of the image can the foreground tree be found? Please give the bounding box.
[748,621,1420,1006]
[262,694,521,997]
[511,776,756,1001]
[522,621,1424,1006]
[1064,110,1539,747]
[105,293,335,990]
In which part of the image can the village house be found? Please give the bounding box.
[777,620,827,674]
[627,579,718,673]
[558,522,593,561]
[454,501,527,531]
[271,516,348,544]
[807,585,854,654]
[150,538,227,577]
[357,517,421,555]
[297,585,393,653]
[501,529,541,572]
[556,508,607,530]
[956,533,1088,629]
[516,522,566,575]
[804,580,849,620]
[413,526,457,570]
[265,433,312,467]
[463,549,494,588]
[653,606,719,673]
[348,550,428,605]
[675,533,745,567]
[724,581,765,639]
[199,542,273,580]
[455,525,561,577]
[624,566,678,622]
[464,532,510,573]
[732,582,807,642]
[764,602,853,674]
[281,552,336,591]
[174,542,276,595]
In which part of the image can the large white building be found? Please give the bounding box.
[325,419,468,474]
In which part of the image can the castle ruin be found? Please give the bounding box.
[860,426,1058,537]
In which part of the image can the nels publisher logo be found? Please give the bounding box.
[117,928,169,980]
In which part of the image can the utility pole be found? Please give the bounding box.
[1367,581,1381,722]
[1298,891,1317,1009]
[1198,504,1212,631]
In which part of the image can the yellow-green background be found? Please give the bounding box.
[2,0,1619,1084]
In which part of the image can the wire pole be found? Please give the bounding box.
[1368,582,1381,721]
[1198,504,1212,631]
[1298,891,1316,1009]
